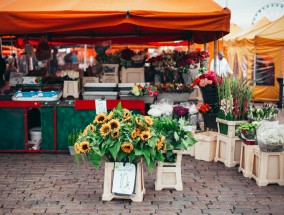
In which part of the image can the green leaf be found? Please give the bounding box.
[142,148,151,167]
[87,153,102,168]
[108,141,121,160]
[150,147,156,160]
[147,160,155,174]
[115,102,123,111]
[148,137,158,148]
[156,150,164,161]
[174,132,179,141]
[134,148,144,156]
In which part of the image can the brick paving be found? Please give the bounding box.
[0,153,283,215]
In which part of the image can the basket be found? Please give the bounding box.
[202,112,218,130]
[200,85,218,105]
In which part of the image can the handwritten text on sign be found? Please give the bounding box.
[112,162,136,195]
[95,99,107,114]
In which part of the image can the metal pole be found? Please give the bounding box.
[214,32,217,72]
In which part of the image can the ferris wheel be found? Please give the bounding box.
[252,2,284,25]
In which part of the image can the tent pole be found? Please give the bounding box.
[214,32,217,72]
[187,31,191,51]
[203,32,207,51]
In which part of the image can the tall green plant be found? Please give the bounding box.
[68,129,81,147]
[218,77,253,121]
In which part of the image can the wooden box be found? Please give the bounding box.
[63,80,80,98]
[216,118,247,138]
[238,143,258,178]
[121,67,145,83]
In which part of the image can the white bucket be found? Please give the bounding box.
[29,127,42,142]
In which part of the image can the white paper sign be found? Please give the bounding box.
[112,162,136,195]
[95,99,107,114]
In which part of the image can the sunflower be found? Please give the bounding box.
[144,116,153,126]
[100,124,111,136]
[74,142,81,154]
[135,117,144,127]
[163,143,167,151]
[94,113,107,124]
[123,109,131,118]
[79,141,91,153]
[90,124,95,132]
[121,142,134,154]
[143,127,151,132]
[83,126,89,136]
[136,128,141,136]
[107,111,114,120]
[140,131,151,141]
[160,135,165,142]
[108,119,120,131]
[122,116,131,123]
[131,129,137,139]
[156,140,163,150]
[112,130,119,139]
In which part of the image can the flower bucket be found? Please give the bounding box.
[216,118,247,138]
[202,112,218,130]
[200,85,218,105]
[157,93,189,103]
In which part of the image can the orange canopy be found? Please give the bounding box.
[0,0,231,44]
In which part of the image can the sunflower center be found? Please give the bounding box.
[98,116,105,122]
[82,145,88,150]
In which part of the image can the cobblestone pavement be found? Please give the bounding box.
[0,153,283,215]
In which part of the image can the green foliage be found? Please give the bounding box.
[67,129,81,146]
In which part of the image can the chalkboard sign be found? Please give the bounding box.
[112,162,136,195]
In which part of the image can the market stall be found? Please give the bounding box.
[0,0,231,152]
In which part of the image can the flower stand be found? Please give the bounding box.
[238,143,258,178]
[194,131,218,162]
[63,80,80,98]
[251,147,284,186]
[216,118,247,138]
[102,161,145,202]
[155,150,183,191]
[214,134,242,167]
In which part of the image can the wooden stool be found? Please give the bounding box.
[63,80,80,98]
[214,134,242,167]
[238,143,257,178]
[155,150,183,191]
[251,147,284,186]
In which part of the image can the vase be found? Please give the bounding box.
[102,160,145,202]
[155,150,183,191]
[68,146,75,155]
[200,85,218,105]
[182,73,192,85]
[202,112,218,130]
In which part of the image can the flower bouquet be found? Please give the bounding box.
[248,103,279,122]
[131,84,158,97]
[61,70,80,80]
[235,122,258,145]
[74,102,167,172]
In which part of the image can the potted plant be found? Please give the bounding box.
[67,129,80,155]
[151,116,197,190]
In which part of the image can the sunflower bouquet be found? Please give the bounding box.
[74,102,166,172]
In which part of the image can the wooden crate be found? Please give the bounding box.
[82,77,99,88]
[101,75,119,83]
[155,150,183,191]
[251,147,284,186]
[238,143,258,178]
[63,80,80,98]
[102,161,145,202]
[121,67,145,83]
[216,118,247,138]
[214,134,242,167]
[194,131,218,162]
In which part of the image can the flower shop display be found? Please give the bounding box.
[151,116,197,190]
[120,83,158,104]
[236,122,258,145]
[248,103,279,122]
[256,123,284,152]
[191,71,222,130]
[156,83,193,103]
[251,147,284,187]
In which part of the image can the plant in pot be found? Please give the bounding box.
[68,129,80,155]
[217,77,254,136]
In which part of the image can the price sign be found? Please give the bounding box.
[95,99,107,114]
[112,162,136,195]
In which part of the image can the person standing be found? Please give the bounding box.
[210,51,233,77]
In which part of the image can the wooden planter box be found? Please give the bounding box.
[238,143,258,178]
[121,67,145,83]
[251,147,284,186]
[214,134,242,167]
[102,161,145,202]
[155,150,183,191]
[194,131,218,162]
[63,80,80,98]
[82,77,99,88]
[216,118,247,138]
